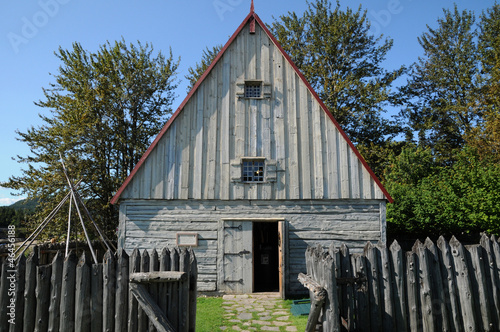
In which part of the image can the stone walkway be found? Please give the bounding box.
[220,293,297,331]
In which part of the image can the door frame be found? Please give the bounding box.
[219,218,286,296]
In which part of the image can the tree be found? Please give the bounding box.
[466,3,500,162]
[479,3,500,108]
[185,45,223,92]
[269,0,405,150]
[384,146,500,238]
[2,39,179,238]
[399,5,483,164]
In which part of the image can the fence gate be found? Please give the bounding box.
[0,246,197,332]
[221,220,253,293]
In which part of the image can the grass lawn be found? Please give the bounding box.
[196,296,308,331]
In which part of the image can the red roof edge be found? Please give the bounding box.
[111,10,393,204]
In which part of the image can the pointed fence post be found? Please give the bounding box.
[149,249,159,332]
[425,238,450,331]
[59,251,78,331]
[390,240,407,332]
[450,236,477,331]
[114,250,129,332]
[364,242,382,331]
[127,249,140,332]
[188,249,198,332]
[23,248,38,332]
[159,248,171,316]
[436,236,463,331]
[47,251,63,332]
[480,234,500,328]
[34,264,52,332]
[179,249,190,332]
[11,255,26,332]
[91,262,103,332]
[0,260,10,331]
[102,250,116,332]
[138,250,150,332]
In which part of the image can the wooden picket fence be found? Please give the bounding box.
[301,234,500,331]
[0,246,197,332]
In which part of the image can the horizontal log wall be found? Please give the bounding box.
[0,246,197,332]
[304,234,500,331]
[119,199,385,294]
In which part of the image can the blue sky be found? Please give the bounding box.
[0,0,494,206]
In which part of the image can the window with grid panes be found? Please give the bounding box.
[244,81,262,98]
[242,159,265,182]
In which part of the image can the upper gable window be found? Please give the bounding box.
[236,80,271,99]
[242,159,265,182]
[244,81,262,98]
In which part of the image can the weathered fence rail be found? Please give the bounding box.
[301,234,500,331]
[0,246,197,332]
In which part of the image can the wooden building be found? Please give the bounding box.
[111,3,393,297]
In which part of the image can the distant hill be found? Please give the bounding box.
[10,198,38,212]
[0,199,37,228]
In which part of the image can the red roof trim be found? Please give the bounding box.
[111,10,393,204]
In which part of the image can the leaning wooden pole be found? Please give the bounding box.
[73,190,116,252]
[14,193,69,260]
[69,185,98,264]
[298,273,327,332]
[65,192,73,257]
[59,154,98,264]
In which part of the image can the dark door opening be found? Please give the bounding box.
[253,222,279,292]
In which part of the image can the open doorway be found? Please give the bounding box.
[253,222,279,292]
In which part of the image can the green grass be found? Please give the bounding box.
[196,297,224,331]
[196,296,308,331]
[283,299,308,331]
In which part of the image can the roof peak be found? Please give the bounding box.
[250,0,254,13]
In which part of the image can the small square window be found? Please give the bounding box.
[242,159,265,182]
[244,81,262,98]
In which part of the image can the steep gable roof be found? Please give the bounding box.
[111,6,393,204]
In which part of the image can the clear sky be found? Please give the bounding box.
[0,0,494,206]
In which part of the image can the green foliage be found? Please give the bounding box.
[385,146,500,237]
[356,141,407,181]
[2,39,179,239]
[479,3,500,108]
[269,0,405,147]
[0,206,25,228]
[185,45,223,92]
[399,5,484,163]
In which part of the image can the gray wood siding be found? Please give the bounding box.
[119,199,384,294]
[120,22,385,202]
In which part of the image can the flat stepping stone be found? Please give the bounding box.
[252,320,271,326]
[272,311,289,315]
[237,312,253,320]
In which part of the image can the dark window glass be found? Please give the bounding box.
[242,160,265,182]
[244,81,262,98]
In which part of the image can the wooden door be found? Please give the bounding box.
[222,221,253,293]
[278,220,286,298]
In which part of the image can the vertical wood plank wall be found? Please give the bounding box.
[120,22,385,202]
